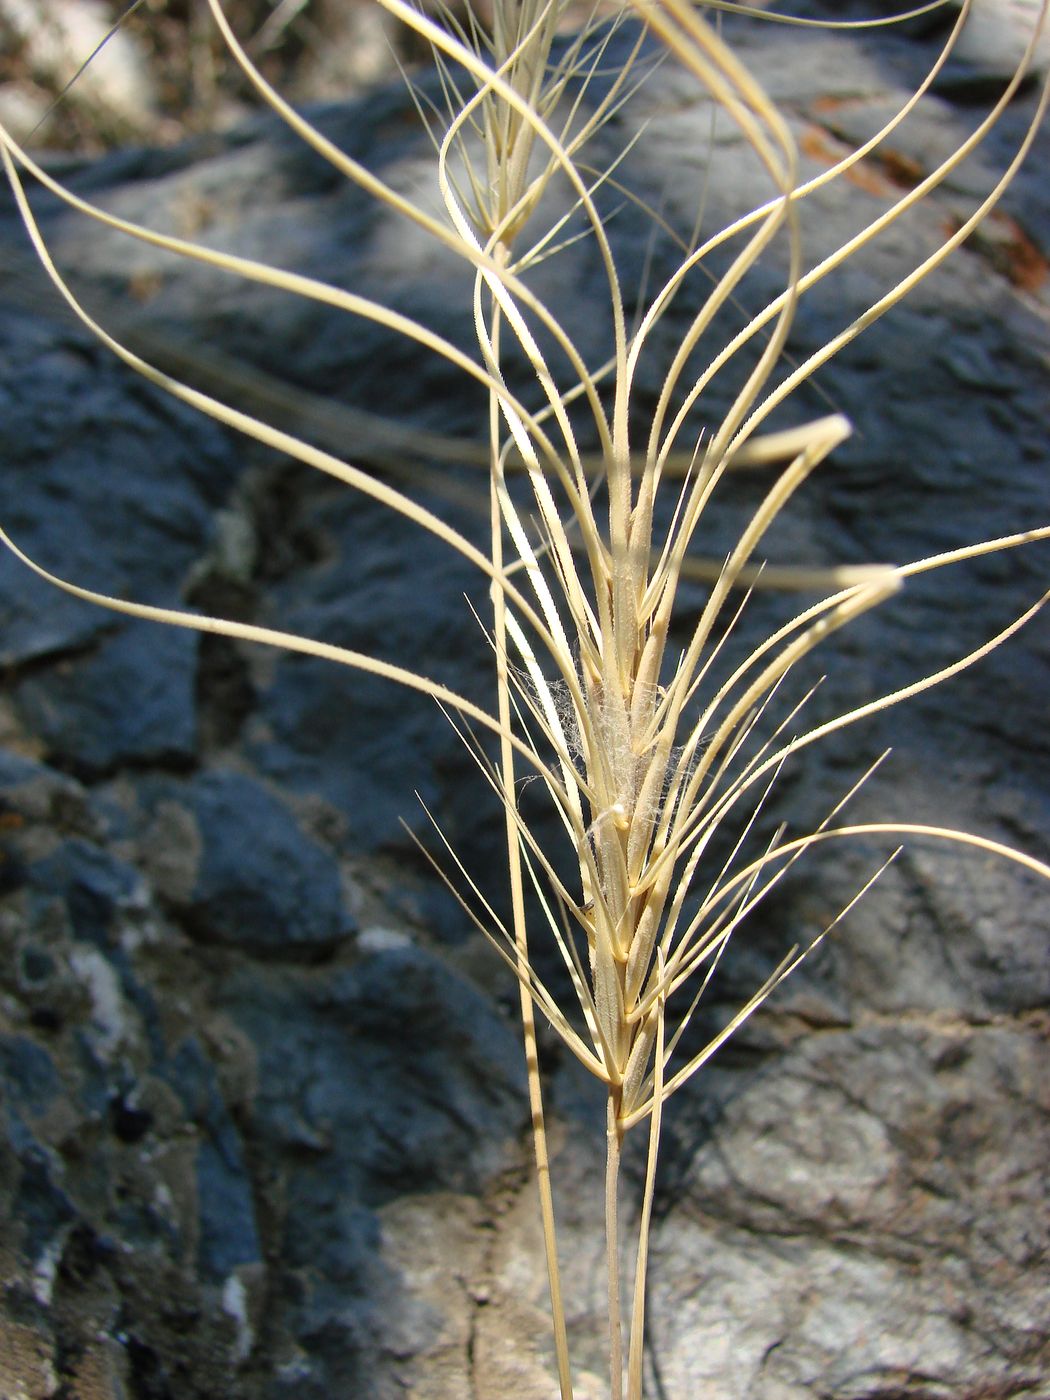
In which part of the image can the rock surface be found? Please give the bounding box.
[1,5,1048,1398]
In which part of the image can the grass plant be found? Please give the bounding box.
[1,2,1048,1395]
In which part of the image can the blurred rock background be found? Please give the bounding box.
[0,3,1048,1398]
[0,0,408,151]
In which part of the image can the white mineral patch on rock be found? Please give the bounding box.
[69,945,132,1060]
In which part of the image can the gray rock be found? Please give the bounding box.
[161,1035,262,1282]
[223,945,526,1199]
[29,835,142,946]
[0,307,242,663]
[13,622,199,774]
[0,3,1047,1396]
[0,758,274,1392]
[0,1033,64,1116]
[137,767,356,955]
[637,1019,1049,1397]
[216,945,527,1391]
[246,486,489,851]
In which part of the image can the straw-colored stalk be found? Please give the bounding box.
[1,2,1048,1395]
